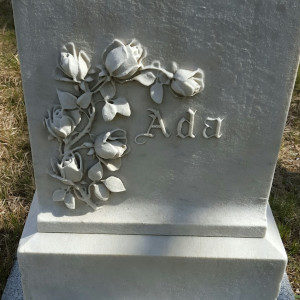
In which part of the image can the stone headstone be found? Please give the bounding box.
[12,0,299,299]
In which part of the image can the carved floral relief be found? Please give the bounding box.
[45,39,205,210]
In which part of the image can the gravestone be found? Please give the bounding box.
[12,0,299,299]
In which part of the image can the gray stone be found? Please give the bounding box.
[15,193,287,299]
[277,273,295,300]
[2,261,295,300]
[12,0,300,237]
[1,262,23,300]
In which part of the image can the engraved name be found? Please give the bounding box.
[135,108,224,144]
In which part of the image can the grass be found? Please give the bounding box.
[270,73,300,294]
[0,0,34,295]
[0,0,299,297]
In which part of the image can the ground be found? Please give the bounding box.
[0,0,299,297]
[271,76,300,295]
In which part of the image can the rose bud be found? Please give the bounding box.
[171,68,204,97]
[60,42,91,82]
[45,107,79,139]
[57,152,83,183]
[103,39,145,80]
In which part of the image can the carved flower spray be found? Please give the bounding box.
[46,39,204,210]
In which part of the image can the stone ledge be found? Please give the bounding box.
[12,195,289,299]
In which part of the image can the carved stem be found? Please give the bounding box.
[63,144,90,156]
[64,103,96,152]
[90,77,106,92]
[73,186,99,210]
[49,173,75,186]
[142,65,174,79]
[49,172,99,210]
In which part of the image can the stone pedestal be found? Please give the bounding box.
[18,193,286,300]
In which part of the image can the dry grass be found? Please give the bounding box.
[0,0,299,297]
[0,0,34,294]
[270,79,300,295]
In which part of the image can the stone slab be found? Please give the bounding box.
[16,193,287,299]
[2,264,295,300]
[2,262,295,300]
[12,0,300,237]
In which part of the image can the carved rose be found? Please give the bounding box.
[57,153,83,183]
[60,42,91,82]
[94,129,127,160]
[171,66,204,97]
[103,39,146,80]
[45,107,80,139]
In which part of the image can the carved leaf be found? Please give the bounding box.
[102,102,117,122]
[68,109,81,125]
[133,72,156,86]
[87,148,95,156]
[157,73,170,85]
[54,68,75,82]
[79,81,89,92]
[102,176,126,193]
[99,80,116,100]
[150,82,163,104]
[57,90,77,109]
[102,98,130,122]
[77,92,92,109]
[101,158,121,171]
[85,76,94,82]
[90,183,110,201]
[53,189,66,202]
[88,162,103,181]
[64,192,76,209]
[113,97,131,117]
[88,68,97,74]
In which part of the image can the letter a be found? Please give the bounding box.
[135,109,170,144]
[203,117,223,139]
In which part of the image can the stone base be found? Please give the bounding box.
[18,194,287,300]
[2,263,295,300]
